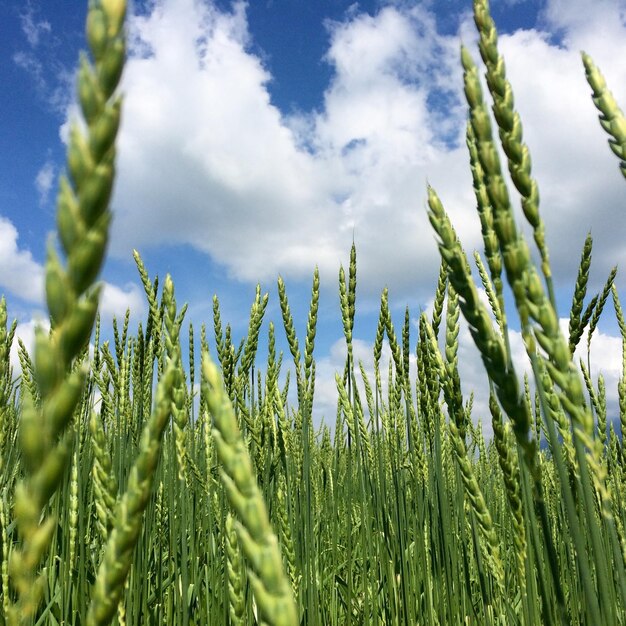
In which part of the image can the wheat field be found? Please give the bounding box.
[1,0,626,624]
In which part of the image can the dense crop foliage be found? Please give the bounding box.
[1,0,626,624]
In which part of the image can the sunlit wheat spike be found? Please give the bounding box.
[238,284,268,381]
[0,496,9,617]
[212,294,226,367]
[348,242,357,332]
[339,265,353,363]
[611,285,626,364]
[473,0,553,301]
[569,233,593,354]
[0,300,13,477]
[17,338,38,408]
[0,298,8,394]
[417,316,435,447]
[381,288,404,382]
[587,266,618,357]
[402,306,410,385]
[359,360,376,430]
[582,52,626,179]
[188,321,195,409]
[163,278,189,483]
[304,266,320,392]
[427,185,535,467]
[444,285,465,441]
[373,292,386,374]
[431,260,447,338]
[132,249,157,313]
[462,44,537,342]
[90,407,117,544]
[336,372,370,461]
[8,1,126,622]
[202,352,298,626]
[276,475,299,597]
[490,393,526,581]
[277,276,304,406]
[87,359,177,626]
[466,121,505,318]
[266,321,278,389]
[225,512,245,626]
[611,286,626,448]
[67,441,80,574]
[597,374,607,449]
[450,417,505,593]
[474,251,503,334]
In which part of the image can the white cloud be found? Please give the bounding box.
[0,218,44,303]
[0,216,145,329]
[99,282,146,323]
[540,0,626,44]
[98,0,625,309]
[99,0,473,303]
[35,160,55,206]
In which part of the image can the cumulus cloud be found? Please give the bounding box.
[0,218,45,303]
[94,0,625,312]
[99,282,146,323]
[100,0,473,303]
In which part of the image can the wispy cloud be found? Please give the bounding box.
[13,2,75,115]
[19,2,51,48]
[35,159,55,206]
[13,50,46,93]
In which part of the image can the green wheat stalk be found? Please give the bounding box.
[582,52,626,179]
[202,352,298,626]
[8,1,126,622]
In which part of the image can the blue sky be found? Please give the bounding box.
[1,0,625,432]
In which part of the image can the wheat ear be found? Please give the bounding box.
[8,1,126,622]
[569,233,593,354]
[427,186,535,468]
[582,52,626,179]
[225,512,246,626]
[86,276,179,626]
[202,352,298,626]
[474,0,553,301]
